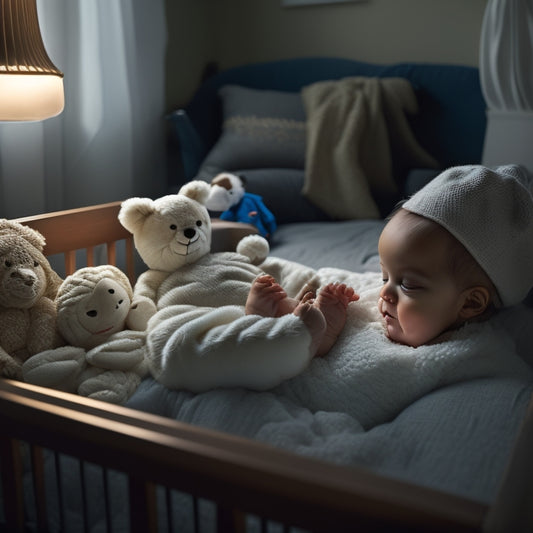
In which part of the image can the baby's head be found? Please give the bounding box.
[378,164,533,347]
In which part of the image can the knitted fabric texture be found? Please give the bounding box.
[56,265,133,348]
[403,164,533,306]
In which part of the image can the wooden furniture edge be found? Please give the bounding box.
[483,391,533,532]
[14,201,130,255]
[210,218,259,253]
[0,378,486,533]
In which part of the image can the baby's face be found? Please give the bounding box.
[377,213,466,347]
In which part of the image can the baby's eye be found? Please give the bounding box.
[401,281,421,292]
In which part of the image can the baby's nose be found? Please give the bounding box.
[380,283,396,303]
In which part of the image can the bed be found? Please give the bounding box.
[2,57,533,532]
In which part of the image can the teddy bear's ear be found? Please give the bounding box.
[178,180,210,206]
[0,219,46,252]
[118,197,156,234]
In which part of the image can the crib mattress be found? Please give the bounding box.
[125,219,533,506]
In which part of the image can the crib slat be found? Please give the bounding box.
[0,437,25,532]
[103,467,114,532]
[107,241,117,266]
[129,477,158,533]
[65,250,77,276]
[30,445,49,532]
[217,505,247,533]
[54,451,67,532]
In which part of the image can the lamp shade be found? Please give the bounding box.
[0,0,64,121]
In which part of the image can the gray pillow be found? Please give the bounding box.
[231,168,332,224]
[197,85,306,175]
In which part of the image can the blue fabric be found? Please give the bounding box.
[166,109,207,181]
[219,192,277,238]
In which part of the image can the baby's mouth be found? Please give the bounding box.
[382,310,396,323]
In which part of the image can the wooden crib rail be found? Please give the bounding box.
[14,201,258,283]
[0,379,487,533]
[15,201,136,283]
[3,201,532,532]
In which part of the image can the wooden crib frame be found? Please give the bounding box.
[1,201,532,532]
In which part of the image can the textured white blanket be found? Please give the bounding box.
[278,268,532,428]
[146,253,321,391]
[146,258,532,429]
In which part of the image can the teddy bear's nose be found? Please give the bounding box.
[184,228,196,239]
[11,271,35,286]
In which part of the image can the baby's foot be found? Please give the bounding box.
[246,275,298,317]
[295,278,320,302]
[314,283,359,356]
[293,300,326,358]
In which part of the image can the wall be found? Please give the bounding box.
[165,0,487,109]
[165,0,215,111]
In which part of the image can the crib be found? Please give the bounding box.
[1,201,532,532]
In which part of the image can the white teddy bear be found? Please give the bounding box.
[118,180,333,393]
[119,180,270,331]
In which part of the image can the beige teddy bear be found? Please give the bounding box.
[0,220,63,379]
[22,265,147,404]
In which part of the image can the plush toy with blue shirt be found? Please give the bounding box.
[206,173,277,239]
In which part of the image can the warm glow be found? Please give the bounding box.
[0,74,64,121]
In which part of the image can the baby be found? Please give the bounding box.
[245,275,358,357]
[377,164,533,347]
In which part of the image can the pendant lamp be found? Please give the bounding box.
[0,0,64,121]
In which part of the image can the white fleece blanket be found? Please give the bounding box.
[145,253,322,392]
[277,268,532,428]
[129,265,533,504]
[144,262,532,430]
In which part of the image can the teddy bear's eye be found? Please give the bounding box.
[86,310,98,318]
[170,224,177,231]
[33,261,39,268]
[4,260,11,268]
[108,289,115,294]
[196,220,202,227]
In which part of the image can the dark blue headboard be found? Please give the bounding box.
[169,57,487,181]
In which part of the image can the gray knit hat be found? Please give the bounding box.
[403,164,533,307]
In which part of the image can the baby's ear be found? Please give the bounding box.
[459,286,491,320]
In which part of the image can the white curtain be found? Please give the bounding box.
[480,0,533,171]
[480,0,533,112]
[0,0,168,219]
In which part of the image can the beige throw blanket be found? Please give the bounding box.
[302,77,439,220]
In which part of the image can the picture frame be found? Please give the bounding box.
[282,0,366,6]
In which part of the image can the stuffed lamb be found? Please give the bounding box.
[118,181,324,392]
[23,265,147,404]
